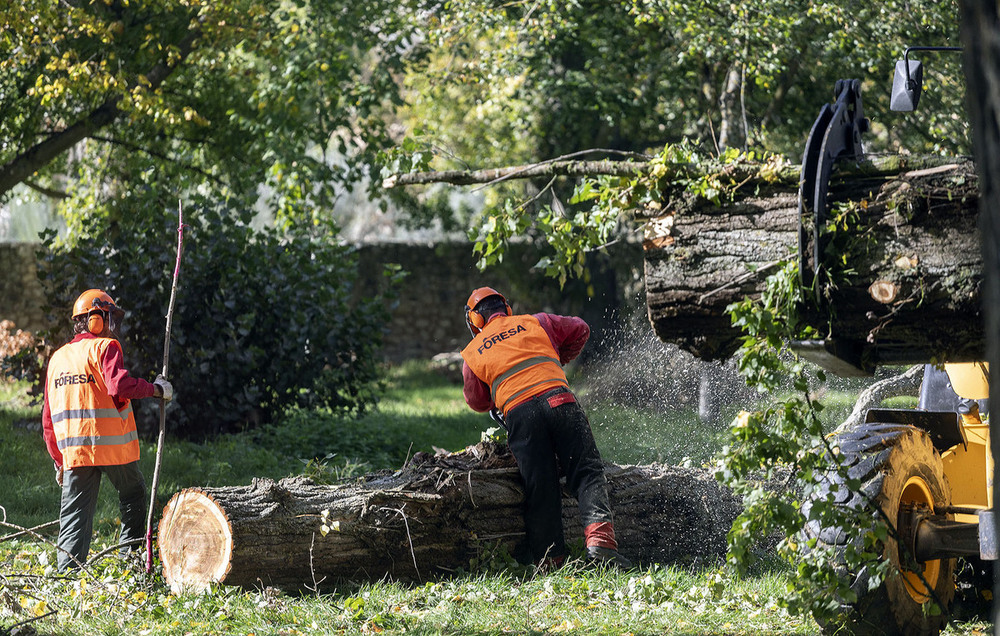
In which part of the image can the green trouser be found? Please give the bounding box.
[56,461,147,572]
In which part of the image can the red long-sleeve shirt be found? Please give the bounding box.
[42,333,156,467]
[462,312,589,412]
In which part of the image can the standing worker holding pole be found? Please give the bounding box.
[41,289,173,572]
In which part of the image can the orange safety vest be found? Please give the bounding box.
[46,338,140,468]
[461,314,569,415]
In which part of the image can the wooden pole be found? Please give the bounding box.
[145,202,186,573]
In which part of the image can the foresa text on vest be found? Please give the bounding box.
[54,372,97,388]
[476,324,528,354]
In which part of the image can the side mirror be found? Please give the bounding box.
[891,58,923,111]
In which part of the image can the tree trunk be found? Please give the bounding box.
[717,64,745,152]
[157,441,741,593]
[642,157,983,370]
[958,0,1000,622]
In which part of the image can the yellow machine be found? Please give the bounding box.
[791,46,992,634]
[811,362,993,635]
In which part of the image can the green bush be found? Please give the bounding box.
[25,202,397,439]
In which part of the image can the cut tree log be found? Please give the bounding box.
[641,156,983,369]
[384,153,983,370]
[158,441,743,593]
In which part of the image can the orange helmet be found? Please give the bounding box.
[72,289,124,335]
[464,287,511,335]
[72,289,123,319]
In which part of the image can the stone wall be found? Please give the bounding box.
[356,241,643,361]
[0,243,46,334]
[1,241,643,361]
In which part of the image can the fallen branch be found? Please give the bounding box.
[834,364,925,434]
[86,538,145,566]
[0,521,59,544]
[4,609,58,632]
[384,159,649,188]
[0,520,94,577]
[382,154,943,191]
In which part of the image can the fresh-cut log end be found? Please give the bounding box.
[159,489,234,594]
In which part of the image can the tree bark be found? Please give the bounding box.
[717,64,745,152]
[157,441,741,593]
[642,156,983,369]
[958,0,1000,623]
[383,159,650,188]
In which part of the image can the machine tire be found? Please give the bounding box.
[805,423,955,635]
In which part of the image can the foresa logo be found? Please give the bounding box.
[477,324,527,354]
[54,371,97,389]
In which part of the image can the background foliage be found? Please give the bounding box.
[20,200,396,438]
[402,0,965,163]
[387,0,967,281]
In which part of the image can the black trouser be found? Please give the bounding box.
[505,388,613,561]
[57,461,147,571]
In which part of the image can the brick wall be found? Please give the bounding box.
[355,241,642,361]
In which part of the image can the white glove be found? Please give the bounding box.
[154,375,174,402]
[55,462,64,487]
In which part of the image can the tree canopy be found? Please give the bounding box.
[2,1,967,236]
[400,0,966,169]
[1,0,417,225]
[384,0,967,276]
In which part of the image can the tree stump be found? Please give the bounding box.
[158,441,740,593]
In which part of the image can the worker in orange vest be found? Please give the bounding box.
[460,287,630,568]
[41,289,173,572]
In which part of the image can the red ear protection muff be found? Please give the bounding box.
[87,311,105,335]
[464,287,511,335]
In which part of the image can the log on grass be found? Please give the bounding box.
[642,156,983,368]
[158,441,741,593]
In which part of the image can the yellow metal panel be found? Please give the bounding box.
[944,362,990,400]
[942,434,990,509]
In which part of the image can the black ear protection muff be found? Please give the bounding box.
[464,287,512,335]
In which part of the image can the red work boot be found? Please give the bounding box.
[583,521,633,569]
[586,545,633,569]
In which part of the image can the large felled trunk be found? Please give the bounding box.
[157,441,740,593]
[642,157,982,370]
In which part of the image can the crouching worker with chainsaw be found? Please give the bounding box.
[41,289,173,572]
[460,287,631,569]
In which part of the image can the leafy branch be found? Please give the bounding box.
[718,258,949,625]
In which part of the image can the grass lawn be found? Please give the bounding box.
[0,362,990,635]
